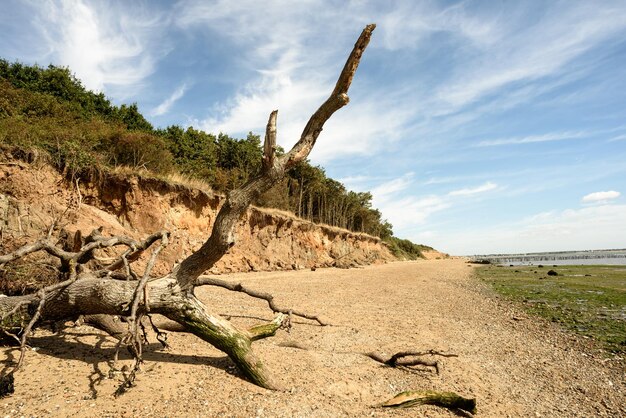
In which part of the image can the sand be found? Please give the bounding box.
[2,259,624,417]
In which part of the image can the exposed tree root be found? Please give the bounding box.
[196,276,329,326]
[380,390,476,415]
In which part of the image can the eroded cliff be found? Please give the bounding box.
[1,153,395,278]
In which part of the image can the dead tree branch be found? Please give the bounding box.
[196,276,329,326]
[103,230,169,272]
[380,390,476,415]
[278,341,455,375]
[364,349,458,373]
[173,24,376,288]
[112,231,170,393]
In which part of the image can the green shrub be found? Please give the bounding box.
[103,131,173,174]
[385,236,433,260]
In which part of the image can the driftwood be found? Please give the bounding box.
[380,390,477,415]
[0,24,377,395]
[278,341,456,374]
[364,349,458,374]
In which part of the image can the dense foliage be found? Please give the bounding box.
[0,59,427,252]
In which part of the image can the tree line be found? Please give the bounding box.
[0,59,430,255]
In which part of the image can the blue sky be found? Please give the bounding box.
[2,0,626,255]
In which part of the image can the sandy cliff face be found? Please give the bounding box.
[0,157,395,275]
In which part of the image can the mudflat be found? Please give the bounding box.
[2,260,624,417]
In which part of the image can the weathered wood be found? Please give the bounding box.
[0,276,283,388]
[164,296,280,390]
[380,390,477,414]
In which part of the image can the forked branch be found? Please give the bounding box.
[173,24,376,287]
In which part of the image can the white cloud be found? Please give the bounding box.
[151,84,188,117]
[370,173,414,200]
[174,1,626,165]
[582,190,621,203]
[608,134,626,142]
[415,230,436,240]
[432,3,626,112]
[368,176,499,232]
[376,195,450,230]
[448,181,497,196]
[178,0,415,163]
[335,175,376,191]
[33,0,165,99]
[365,173,449,229]
[475,131,586,147]
[377,1,501,50]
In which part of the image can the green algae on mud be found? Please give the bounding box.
[475,264,626,353]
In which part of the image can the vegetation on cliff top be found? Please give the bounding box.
[0,59,427,252]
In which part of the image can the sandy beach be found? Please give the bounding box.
[2,259,624,417]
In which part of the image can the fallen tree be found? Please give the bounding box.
[0,24,377,393]
[0,25,476,414]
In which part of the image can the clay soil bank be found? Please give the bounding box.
[2,260,624,417]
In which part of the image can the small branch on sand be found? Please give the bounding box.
[380,390,476,415]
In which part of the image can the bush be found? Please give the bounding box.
[385,237,433,260]
[103,131,173,174]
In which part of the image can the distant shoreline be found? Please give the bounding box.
[470,249,626,266]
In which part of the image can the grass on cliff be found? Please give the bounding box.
[476,264,626,353]
[385,237,434,259]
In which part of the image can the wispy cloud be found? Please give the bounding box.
[475,131,586,147]
[370,173,415,200]
[608,134,626,142]
[448,181,497,196]
[365,173,448,228]
[175,1,626,164]
[151,83,188,116]
[369,175,499,231]
[376,195,451,230]
[175,1,413,162]
[431,3,626,113]
[377,1,502,51]
[582,190,621,203]
[31,0,166,99]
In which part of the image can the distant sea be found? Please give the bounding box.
[471,249,626,266]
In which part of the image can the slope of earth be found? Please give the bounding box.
[0,154,394,280]
[2,260,623,417]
